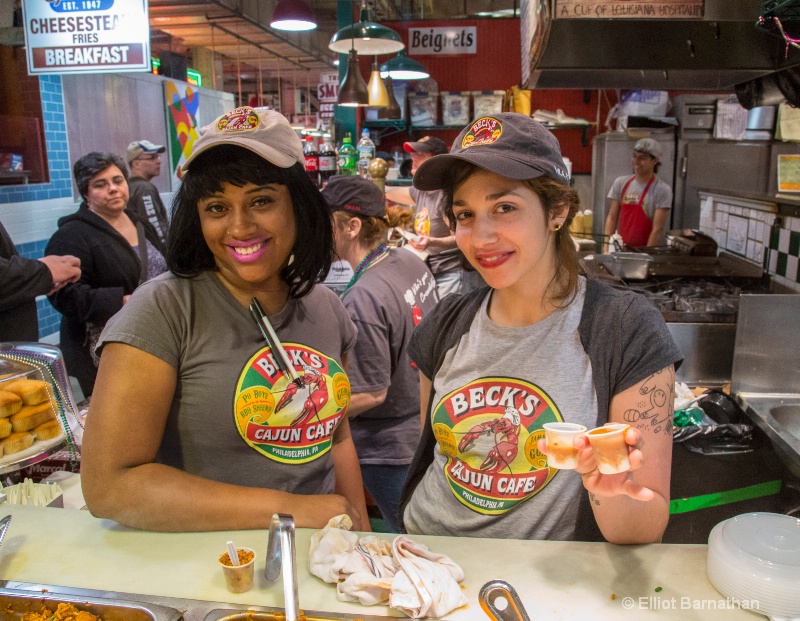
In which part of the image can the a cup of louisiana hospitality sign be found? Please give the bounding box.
[22,0,150,75]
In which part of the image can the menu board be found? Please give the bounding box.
[556,0,704,18]
[778,154,800,194]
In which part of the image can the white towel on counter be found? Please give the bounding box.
[389,536,467,619]
[308,516,467,618]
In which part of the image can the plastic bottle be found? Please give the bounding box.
[318,137,337,186]
[337,134,358,176]
[356,128,376,179]
[303,136,319,187]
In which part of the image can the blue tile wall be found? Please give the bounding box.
[15,239,61,339]
[0,75,72,205]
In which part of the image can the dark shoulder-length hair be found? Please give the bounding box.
[167,145,333,299]
[440,160,581,306]
[73,152,129,199]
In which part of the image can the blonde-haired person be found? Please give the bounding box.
[399,113,682,544]
[322,175,438,532]
[81,108,369,532]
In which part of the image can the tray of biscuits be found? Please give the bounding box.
[0,346,73,475]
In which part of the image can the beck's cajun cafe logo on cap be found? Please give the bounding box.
[432,376,562,515]
[234,343,350,464]
[217,107,261,132]
[461,117,502,149]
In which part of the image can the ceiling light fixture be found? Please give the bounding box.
[270,0,317,32]
[329,0,404,55]
[379,50,430,80]
[367,56,389,107]
[337,49,369,107]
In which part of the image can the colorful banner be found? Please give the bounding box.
[164,80,199,185]
[22,0,150,74]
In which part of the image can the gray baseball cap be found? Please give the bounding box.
[633,137,662,161]
[127,140,165,163]
[413,113,570,191]
[182,106,304,173]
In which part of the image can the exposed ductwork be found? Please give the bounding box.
[521,0,800,91]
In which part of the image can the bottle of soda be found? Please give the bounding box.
[337,134,358,176]
[303,136,319,187]
[318,136,337,186]
[357,128,376,179]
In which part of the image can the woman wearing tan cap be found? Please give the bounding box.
[81,107,369,533]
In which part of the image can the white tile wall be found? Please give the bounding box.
[2,197,79,244]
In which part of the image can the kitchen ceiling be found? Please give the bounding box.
[147,0,521,94]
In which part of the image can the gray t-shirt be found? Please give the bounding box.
[607,175,673,221]
[99,271,357,494]
[403,276,682,541]
[404,279,594,540]
[342,247,438,465]
[410,186,462,275]
[128,177,170,246]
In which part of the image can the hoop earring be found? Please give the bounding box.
[553,223,562,232]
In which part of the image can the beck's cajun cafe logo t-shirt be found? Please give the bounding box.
[234,343,350,464]
[432,377,559,514]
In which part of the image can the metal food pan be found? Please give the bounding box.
[607,252,653,280]
[204,608,391,621]
[0,588,183,621]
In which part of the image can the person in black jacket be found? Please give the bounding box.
[0,221,81,343]
[45,152,167,396]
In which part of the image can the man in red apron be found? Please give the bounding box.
[604,138,673,250]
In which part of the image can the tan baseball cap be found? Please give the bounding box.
[182,107,304,174]
[633,137,662,161]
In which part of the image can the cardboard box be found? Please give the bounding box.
[17,449,81,482]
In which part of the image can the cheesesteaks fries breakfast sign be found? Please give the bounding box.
[234,343,350,464]
[22,0,150,75]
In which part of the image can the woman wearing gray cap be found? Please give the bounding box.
[322,175,438,533]
[80,107,369,533]
[399,113,682,544]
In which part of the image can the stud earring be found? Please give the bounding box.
[553,223,562,232]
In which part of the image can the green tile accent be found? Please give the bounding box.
[770,226,780,249]
[777,252,788,277]
[791,230,800,256]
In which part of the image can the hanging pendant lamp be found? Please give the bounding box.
[379,50,429,80]
[378,76,402,119]
[270,0,317,31]
[337,49,369,107]
[367,56,389,107]
[329,0,404,55]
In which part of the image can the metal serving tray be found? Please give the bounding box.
[0,588,183,621]
[0,583,393,621]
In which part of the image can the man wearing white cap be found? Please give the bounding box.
[127,140,169,245]
[604,138,672,249]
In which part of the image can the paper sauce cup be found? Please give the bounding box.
[219,547,256,593]
[587,424,631,474]
[543,422,586,469]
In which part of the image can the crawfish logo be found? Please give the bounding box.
[461,117,502,149]
[217,107,260,132]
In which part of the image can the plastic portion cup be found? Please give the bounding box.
[219,547,256,593]
[542,422,587,469]
[586,424,631,474]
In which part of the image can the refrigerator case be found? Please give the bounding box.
[590,132,676,239]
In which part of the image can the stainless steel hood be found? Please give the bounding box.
[522,0,800,90]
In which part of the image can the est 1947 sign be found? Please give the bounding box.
[22,0,151,75]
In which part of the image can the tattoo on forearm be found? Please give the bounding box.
[588,491,600,506]
[622,369,675,436]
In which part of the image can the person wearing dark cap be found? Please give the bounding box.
[386,136,483,299]
[398,113,682,544]
[322,175,438,532]
[81,107,369,533]
[126,140,170,245]
[603,137,672,249]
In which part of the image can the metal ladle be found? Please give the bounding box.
[479,580,531,621]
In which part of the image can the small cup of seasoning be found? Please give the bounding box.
[542,422,587,469]
[586,424,632,474]
[219,546,256,593]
